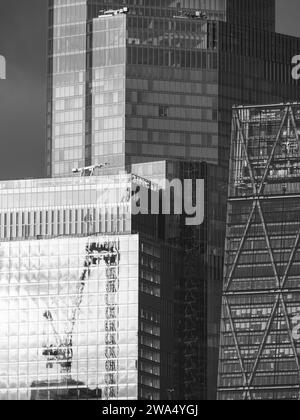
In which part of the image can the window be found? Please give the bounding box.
[159,106,168,118]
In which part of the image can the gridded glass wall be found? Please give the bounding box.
[95,0,275,32]
[96,0,227,21]
[139,241,162,400]
[47,0,223,177]
[126,65,218,166]
[132,159,226,399]
[218,104,300,400]
[48,0,89,177]
[92,15,126,169]
[47,0,281,177]
[0,175,132,240]
[0,235,139,400]
[218,23,300,170]
[125,11,218,166]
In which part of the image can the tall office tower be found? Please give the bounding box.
[218,103,300,400]
[47,0,299,178]
[46,0,300,400]
[0,159,224,400]
[0,172,182,400]
[132,159,226,400]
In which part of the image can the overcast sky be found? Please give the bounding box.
[0,0,47,180]
[0,0,299,180]
[276,0,300,36]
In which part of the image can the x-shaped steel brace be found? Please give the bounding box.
[223,105,300,399]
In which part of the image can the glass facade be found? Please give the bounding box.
[0,175,132,240]
[0,171,181,400]
[138,238,180,400]
[218,23,300,169]
[47,0,88,177]
[0,235,139,400]
[45,0,300,401]
[125,14,218,166]
[132,159,226,399]
[95,0,227,22]
[47,0,300,177]
[218,103,300,400]
[92,14,126,169]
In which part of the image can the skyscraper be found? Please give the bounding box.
[0,172,181,400]
[0,156,227,400]
[46,0,300,400]
[132,159,226,400]
[218,103,300,400]
[46,0,300,178]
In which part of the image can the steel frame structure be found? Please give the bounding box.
[218,103,300,400]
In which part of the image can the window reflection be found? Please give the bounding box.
[0,235,139,400]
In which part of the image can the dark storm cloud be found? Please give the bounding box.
[0,1,299,180]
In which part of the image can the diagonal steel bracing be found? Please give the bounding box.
[243,296,280,399]
[224,297,251,399]
[256,201,280,288]
[222,104,300,400]
[234,110,257,194]
[224,200,257,292]
[257,106,290,196]
[225,111,258,292]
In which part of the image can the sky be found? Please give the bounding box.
[276,0,300,37]
[0,0,299,180]
[0,0,47,180]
